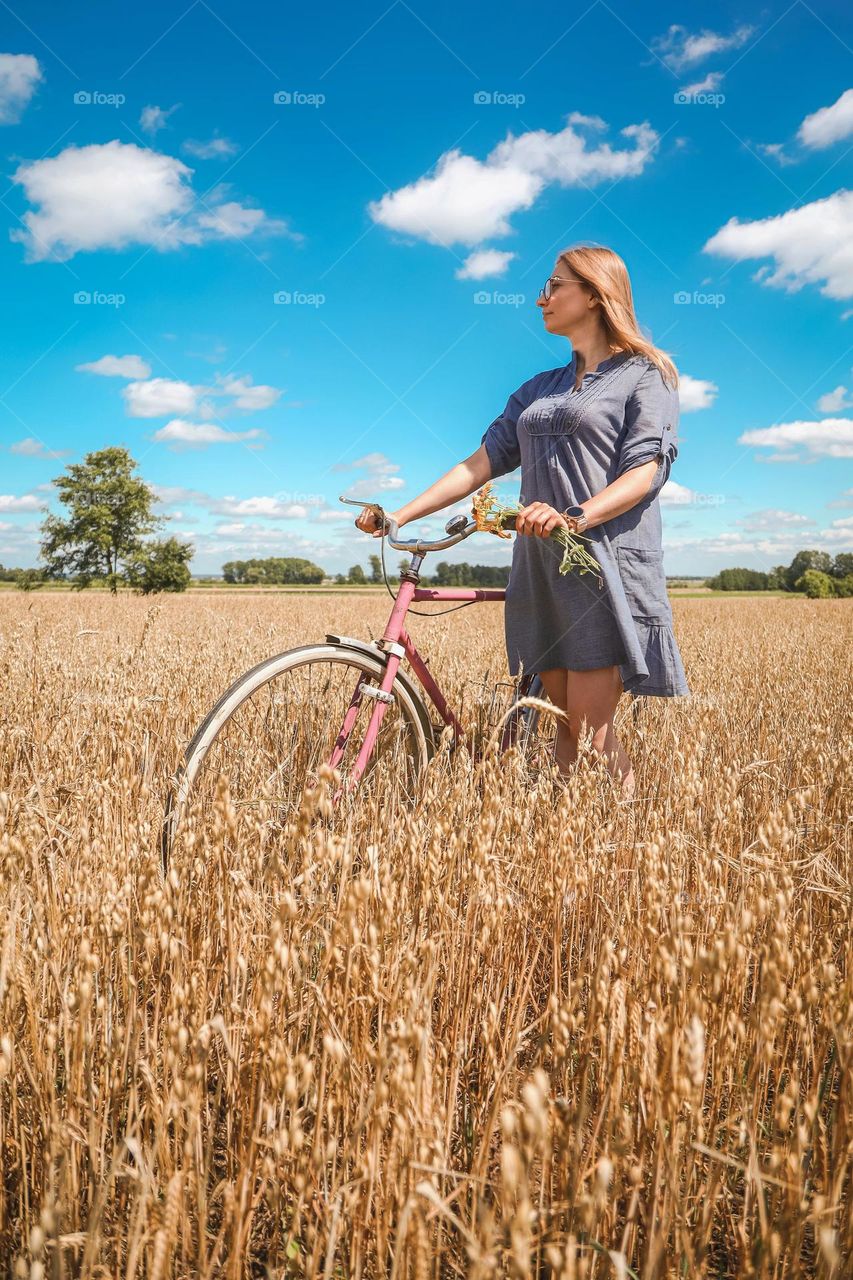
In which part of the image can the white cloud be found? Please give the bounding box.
[123,377,200,418]
[0,493,42,511]
[76,353,152,379]
[0,519,42,565]
[455,249,515,280]
[816,385,852,413]
[152,419,265,448]
[679,71,724,96]
[651,23,755,72]
[738,417,853,460]
[351,474,405,497]
[194,200,283,240]
[703,189,853,300]
[188,526,339,573]
[215,373,282,410]
[678,373,718,412]
[182,136,238,159]
[0,53,42,124]
[368,114,658,248]
[11,140,290,262]
[739,508,814,531]
[110,369,282,433]
[152,485,320,521]
[662,527,852,567]
[757,141,797,168]
[9,437,69,458]
[333,451,400,475]
[209,496,307,519]
[660,480,708,506]
[151,484,208,506]
[797,88,853,150]
[332,451,406,499]
[140,104,179,135]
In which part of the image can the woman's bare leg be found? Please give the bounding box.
[537,665,634,798]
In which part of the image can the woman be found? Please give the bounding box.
[356,244,690,799]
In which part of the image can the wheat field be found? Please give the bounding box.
[0,591,850,1278]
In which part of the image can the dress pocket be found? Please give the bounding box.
[616,545,671,621]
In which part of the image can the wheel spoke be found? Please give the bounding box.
[164,651,429,862]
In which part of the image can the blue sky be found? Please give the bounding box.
[0,0,852,577]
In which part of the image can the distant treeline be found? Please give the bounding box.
[421,561,510,587]
[0,564,47,590]
[220,555,511,586]
[706,551,853,597]
[223,557,325,584]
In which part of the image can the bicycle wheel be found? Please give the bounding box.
[498,672,545,753]
[162,644,432,866]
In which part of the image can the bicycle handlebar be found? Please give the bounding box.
[339,494,518,554]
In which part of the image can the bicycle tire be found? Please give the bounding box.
[161,643,433,869]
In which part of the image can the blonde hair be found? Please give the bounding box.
[555,244,679,390]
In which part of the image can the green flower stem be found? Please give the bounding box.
[491,500,603,586]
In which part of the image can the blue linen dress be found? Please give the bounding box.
[480,350,690,698]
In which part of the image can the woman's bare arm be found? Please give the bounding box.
[579,459,661,530]
[356,445,493,536]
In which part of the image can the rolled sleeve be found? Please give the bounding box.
[480,376,538,479]
[615,362,680,500]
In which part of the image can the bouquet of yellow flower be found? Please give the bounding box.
[471,483,603,587]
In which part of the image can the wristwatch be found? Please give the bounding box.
[563,503,589,533]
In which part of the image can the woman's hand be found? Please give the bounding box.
[355,506,395,538]
[515,501,569,538]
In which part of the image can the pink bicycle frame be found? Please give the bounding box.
[326,580,531,793]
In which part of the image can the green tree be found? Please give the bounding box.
[705,567,770,591]
[368,554,382,584]
[41,447,163,593]
[14,568,45,591]
[347,564,366,584]
[831,552,853,580]
[794,569,834,598]
[220,556,325,585]
[126,537,193,594]
[428,561,510,587]
[833,573,853,597]
[784,550,832,592]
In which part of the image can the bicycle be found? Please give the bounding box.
[160,496,555,867]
